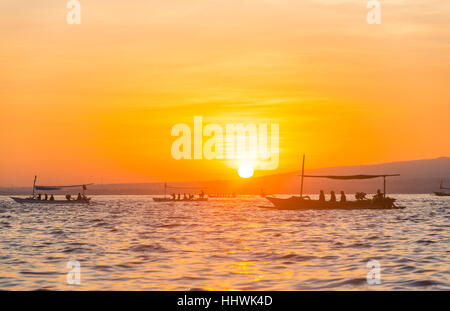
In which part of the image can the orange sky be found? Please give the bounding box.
[1,0,449,186]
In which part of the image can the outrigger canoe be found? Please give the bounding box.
[153,197,208,202]
[153,182,208,202]
[10,176,93,205]
[11,197,91,204]
[263,196,403,210]
[262,154,403,210]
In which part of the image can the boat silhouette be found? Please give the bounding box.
[262,155,403,210]
[152,183,208,202]
[434,179,450,196]
[10,176,93,204]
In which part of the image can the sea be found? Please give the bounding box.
[0,194,448,290]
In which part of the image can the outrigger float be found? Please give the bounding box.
[262,155,404,210]
[11,176,93,204]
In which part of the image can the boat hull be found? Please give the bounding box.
[153,197,208,202]
[264,196,403,210]
[11,197,91,204]
[434,192,450,197]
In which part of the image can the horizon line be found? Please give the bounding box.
[1,155,448,189]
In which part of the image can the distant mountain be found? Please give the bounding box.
[1,157,449,195]
[240,156,450,195]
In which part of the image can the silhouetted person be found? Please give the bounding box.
[340,191,346,202]
[44,194,48,200]
[66,194,71,201]
[177,193,181,201]
[76,193,82,200]
[373,189,383,203]
[377,189,383,198]
[50,195,55,201]
[200,190,204,199]
[171,193,176,200]
[330,191,336,202]
[319,190,325,202]
[37,193,42,200]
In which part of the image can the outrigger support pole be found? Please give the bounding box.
[300,154,305,199]
[382,174,400,198]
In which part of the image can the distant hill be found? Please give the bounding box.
[1,157,449,195]
[239,156,450,195]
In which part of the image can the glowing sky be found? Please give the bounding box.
[1,0,449,186]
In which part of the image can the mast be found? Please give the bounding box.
[383,175,386,198]
[300,154,305,198]
[164,182,167,198]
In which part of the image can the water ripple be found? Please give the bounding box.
[0,194,448,290]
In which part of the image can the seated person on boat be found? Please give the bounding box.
[330,191,336,202]
[319,190,325,202]
[373,189,384,203]
[340,191,346,202]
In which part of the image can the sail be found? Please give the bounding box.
[35,184,93,191]
[301,174,400,180]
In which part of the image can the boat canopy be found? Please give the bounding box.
[35,184,93,191]
[295,155,400,199]
[301,174,400,180]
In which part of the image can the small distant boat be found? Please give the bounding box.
[153,197,208,202]
[11,176,93,205]
[152,183,208,203]
[434,179,450,196]
[208,193,237,198]
[263,155,403,210]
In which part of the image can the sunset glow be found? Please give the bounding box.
[1,0,449,295]
[0,1,449,186]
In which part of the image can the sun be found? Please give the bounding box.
[238,163,254,178]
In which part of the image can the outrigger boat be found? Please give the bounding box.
[11,176,93,204]
[153,197,208,202]
[434,179,450,197]
[153,183,208,202]
[262,155,403,210]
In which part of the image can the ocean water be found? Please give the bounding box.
[0,194,448,290]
